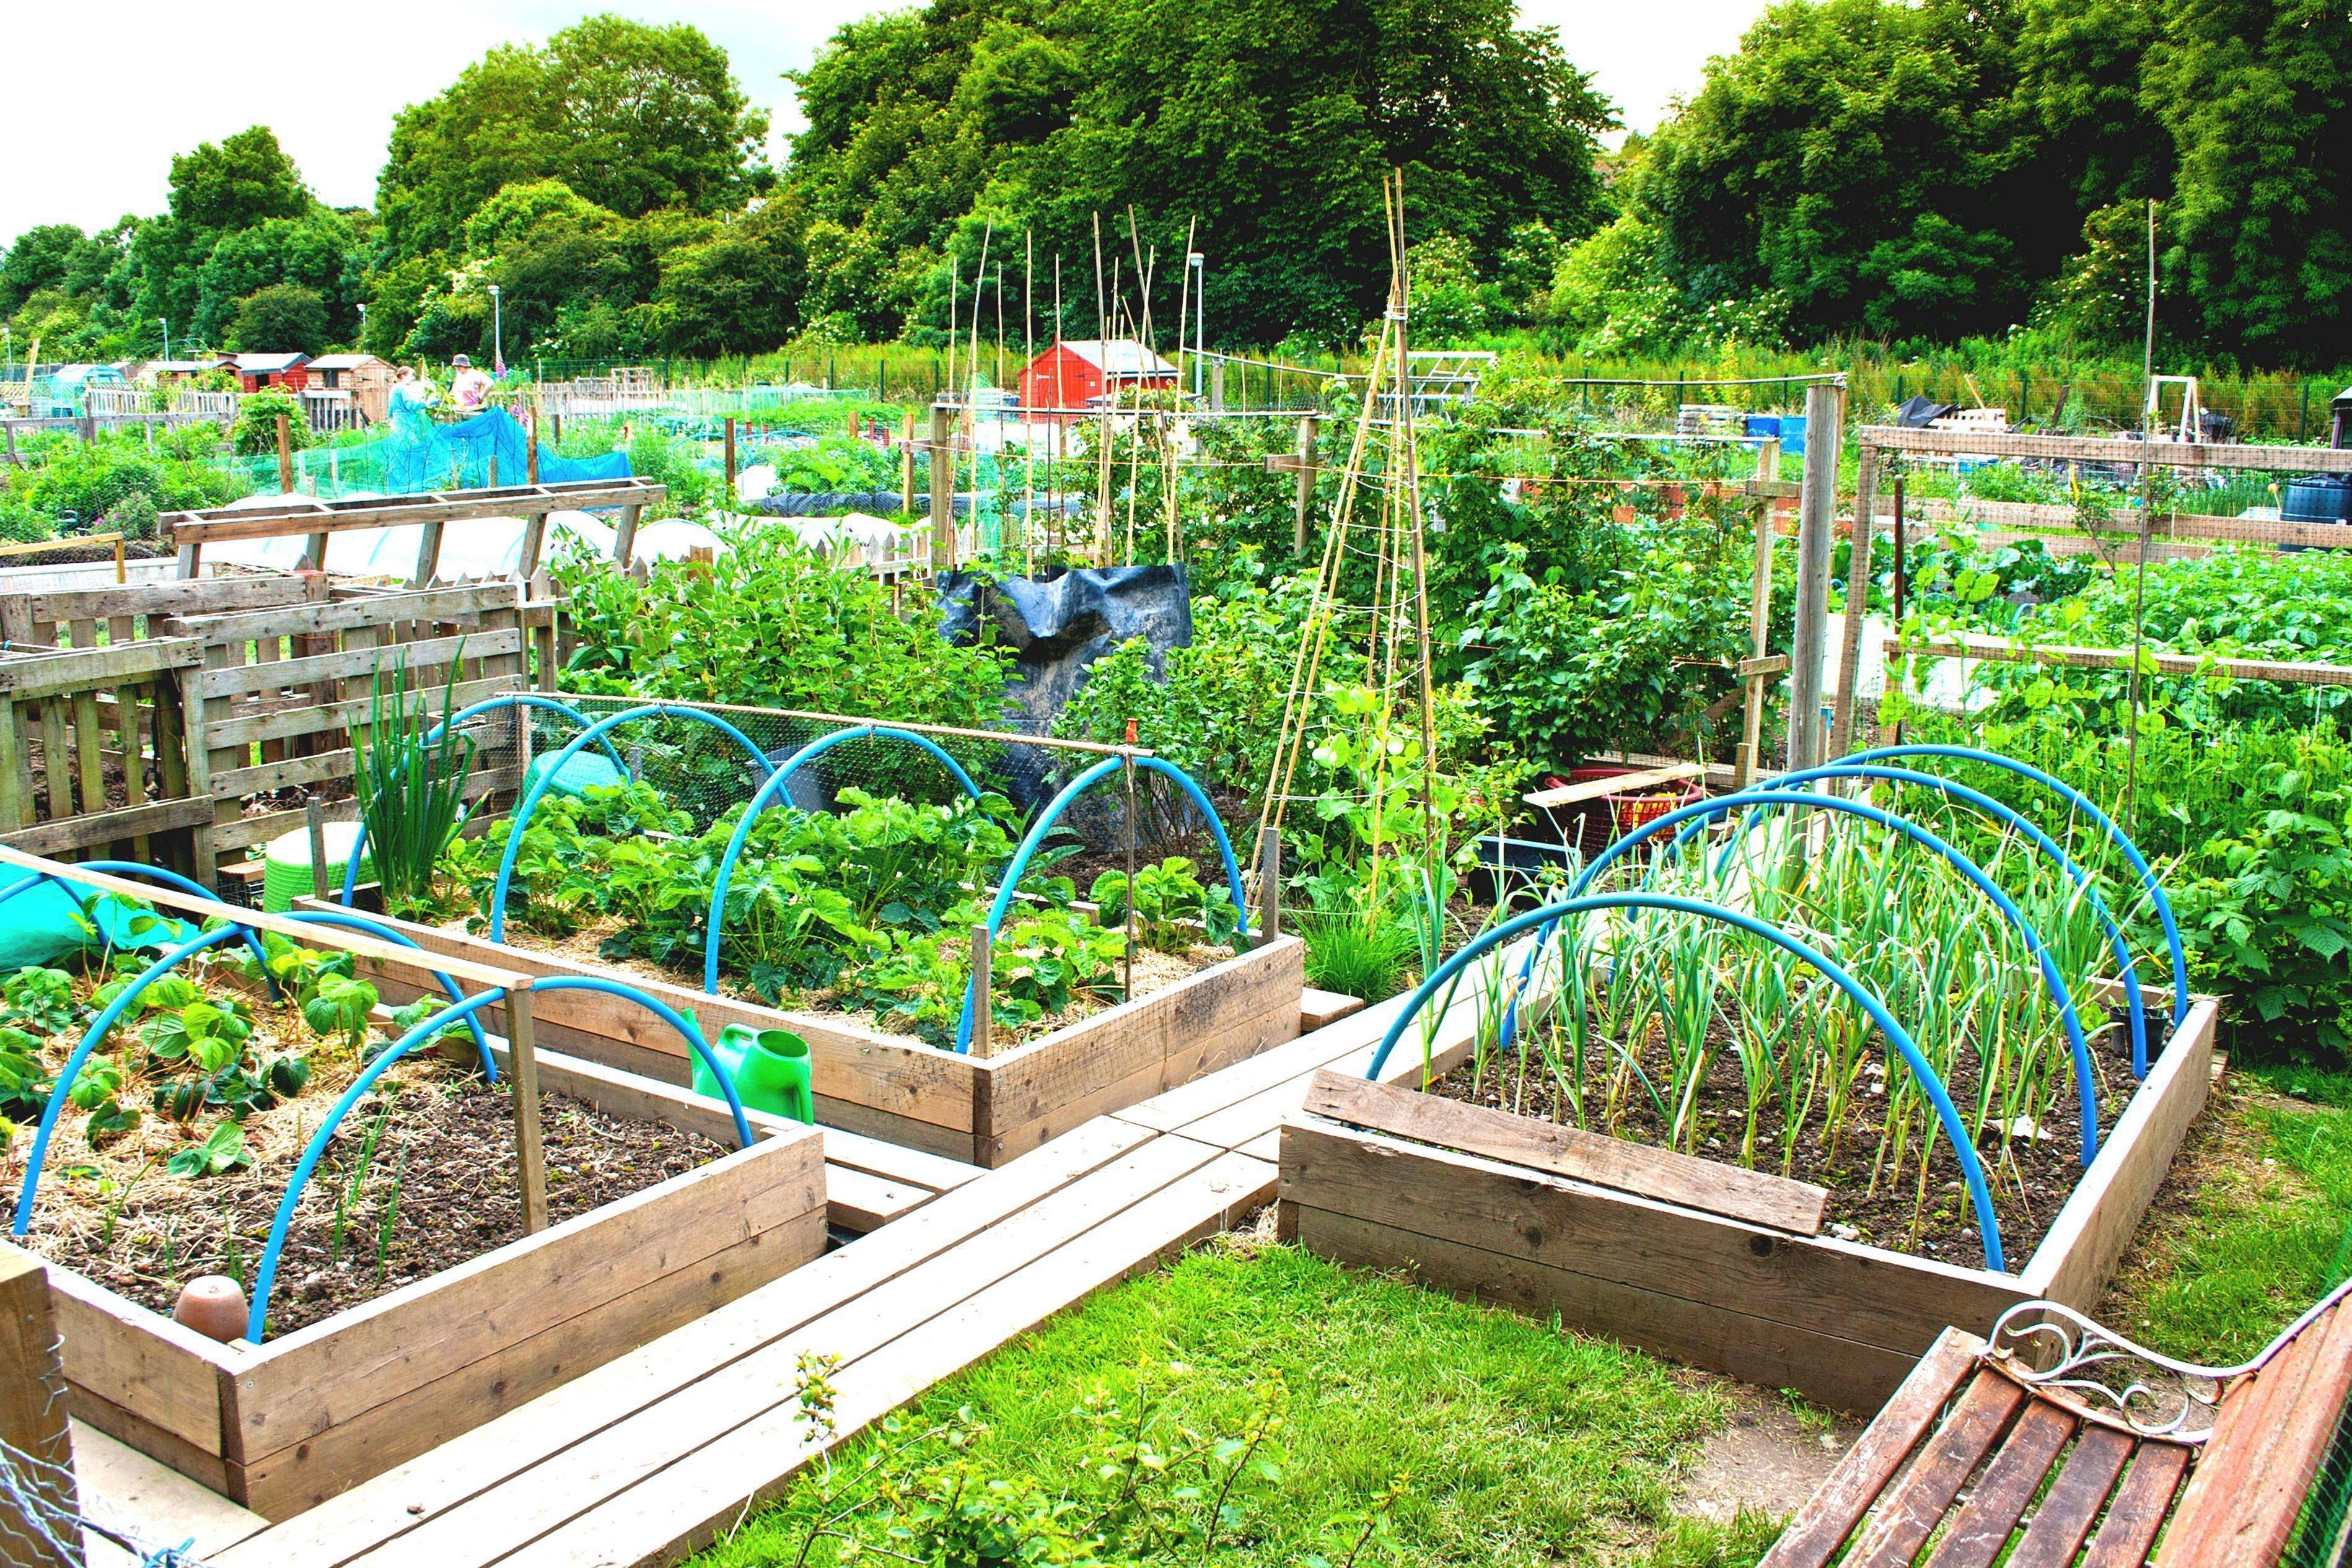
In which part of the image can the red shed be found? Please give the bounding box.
[1017,339,1177,421]
[217,352,312,393]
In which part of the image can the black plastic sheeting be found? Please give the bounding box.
[938,565,1193,846]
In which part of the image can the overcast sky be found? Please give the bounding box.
[3,0,1769,246]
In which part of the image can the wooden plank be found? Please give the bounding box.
[71,1419,270,1564]
[2081,1444,2192,1568]
[2022,997,2219,1305]
[1298,988,1365,1031]
[0,795,214,856]
[1757,1328,1987,1568]
[976,935,1303,1162]
[230,1129,823,1466]
[68,1384,232,1499]
[0,638,203,699]
[1301,1072,1829,1234]
[0,1245,77,1567]
[209,1118,1161,1568]
[197,629,523,701]
[204,674,517,751]
[162,584,519,642]
[1844,1372,2027,1568]
[0,846,533,989]
[1903,637,2352,688]
[413,1150,1275,1568]
[2006,1424,2136,1568]
[1926,1398,2078,1568]
[17,577,311,631]
[164,482,667,546]
[234,1209,828,1520]
[306,904,986,1141]
[1292,1202,1920,1415]
[2159,1302,2352,1568]
[1279,1119,2026,1381]
[1861,426,2352,475]
[45,1266,243,1456]
[1523,760,1703,810]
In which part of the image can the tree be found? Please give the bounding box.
[193,208,357,344]
[2145,0,2352,364]
[654,200,809,354]
[377,15,771,259]
[0,226,87,318]
[229,285,330,354]
[1638,0,2035,344]
[782,0,1615,346]
[167,127,311,238]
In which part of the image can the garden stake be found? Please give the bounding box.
[505,985,547,1234]
[970,924,992,1056]
[1123,744,1138,1000]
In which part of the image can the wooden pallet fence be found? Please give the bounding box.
[298,896,1308,1168]
[0,637,211,867]
[1279,994,2221,1414]
[43,1080,827,1522]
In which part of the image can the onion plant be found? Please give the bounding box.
[355,650,476,914]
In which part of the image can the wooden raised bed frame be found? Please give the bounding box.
[1278,990,2221,1414]
[304,898,1308,1168]
[38,1052,827,1522]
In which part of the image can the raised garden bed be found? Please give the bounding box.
[1277,986,2220,1413]
[306,894,1306,1168]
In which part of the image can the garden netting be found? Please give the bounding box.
[224,408,631,499]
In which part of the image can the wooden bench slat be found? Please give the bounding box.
[2082,1444,2191,1568]
[1759,1329,1986,1568]
[2007,1425,2136,1568]
[1927,1399,2078,1568]
[1848,1372,2029,1568]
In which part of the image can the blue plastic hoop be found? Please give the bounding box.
[703,724,984,994]
[953,756,1250,1054]
[339,693,634,906]
[244,973,757,1341]
[489,704,775,942]
[1364,891,2008,1272]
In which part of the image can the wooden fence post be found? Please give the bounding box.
[0,1242,78,1568]
[970,924,993,1057]
[723,416,737,500]
[900,410,917,514]
[1828,436,1880,756]
[612,502,643,572]
[1786,382,1843,773]
[1257,825,1282,940]
[1736,438,1781,787]
[506,987,548,1235]
[930,401,955,577]
[1294,415,1319,555]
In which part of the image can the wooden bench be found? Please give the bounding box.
[1762,1282,2352,1568]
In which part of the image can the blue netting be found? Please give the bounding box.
[382,406,632,493]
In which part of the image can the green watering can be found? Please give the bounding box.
[693,1023,816,1125]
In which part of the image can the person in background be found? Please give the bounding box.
[450,353,494,412]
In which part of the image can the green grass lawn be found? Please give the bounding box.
[690,1238,1773,1567]
[2100,1065,2352,1364]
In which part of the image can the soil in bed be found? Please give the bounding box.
[1419,1012,2164,1272]
[22,1066,726,1336]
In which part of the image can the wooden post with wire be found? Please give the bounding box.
[968,924,992,1057]
[900,410,917,514]
[1786,382,1844,771]
[0,1243,76,1568]
[1828,434,1879,755]
[723,416,737,499]
[1257,823,1281,940]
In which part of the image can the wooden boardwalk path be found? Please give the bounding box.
[85,981,1488,1567]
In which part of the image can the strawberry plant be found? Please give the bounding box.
[167,1121,256,1180]
[1090,856,1240,953]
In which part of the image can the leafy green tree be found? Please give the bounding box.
[193,208,358,344]
[654,200,810,355]
[2144,0,2352,364]
[167,127,311,237]
[377,15,771,259]
[1,226,89,318]
[228,284,330,354]
[784,0,1615,345]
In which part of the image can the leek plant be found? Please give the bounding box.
[355,649,476,915]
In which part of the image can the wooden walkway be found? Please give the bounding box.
[81,983,1478,1567]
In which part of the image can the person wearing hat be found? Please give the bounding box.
[450,353,494,412]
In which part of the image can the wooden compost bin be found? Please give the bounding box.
[1278,990,2221,1413]
[305,898,1309,1168]
[0,574,542,881]
[43,1059,827,1521]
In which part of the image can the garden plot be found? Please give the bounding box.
[322,773,1302,1167]
[1280,803,2219,1412]
[2,892,827,1520]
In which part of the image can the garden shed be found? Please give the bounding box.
[1017,338,1177,419]
[217,351,311,393]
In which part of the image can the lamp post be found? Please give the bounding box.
[1188,253,1205,395]
[356,302,367,351]
[488,284,504,376]
[159,318,170,363]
